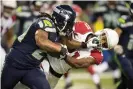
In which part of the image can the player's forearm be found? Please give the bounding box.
[35,29,63,53]
[66,39,86,49]
[37,39,62,52]
[66,56,95,68]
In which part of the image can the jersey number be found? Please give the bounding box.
[32,49,47,60]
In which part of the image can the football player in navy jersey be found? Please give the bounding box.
[114,3,133,89]
[1,5,76,89]
[1,5,100,89]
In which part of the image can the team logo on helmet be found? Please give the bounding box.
[52,5,76,37]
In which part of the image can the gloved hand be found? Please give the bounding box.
[59,44,69,60]
[114,45,123,55]
[86,37,100,49]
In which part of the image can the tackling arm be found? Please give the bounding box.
[35,29,66,53]
[62,37,86,49]
[61,36,97,50]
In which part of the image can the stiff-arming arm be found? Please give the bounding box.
[61,36,98,50]
[61,37,86,49]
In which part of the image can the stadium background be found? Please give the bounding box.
[1,0,131,89]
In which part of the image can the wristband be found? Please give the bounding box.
[81,42,87,48]
[60,46,67,56]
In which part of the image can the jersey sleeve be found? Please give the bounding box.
[35,17,56,33]
[34,17,59,42]
[73,21,93,42]
[117,15,129,31]
[74,21,92,34]
[90,49,103,65]
[70,49,103,65]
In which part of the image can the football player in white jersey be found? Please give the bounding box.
[0,0,16,73]
[41,21,119,89]
[1,0,16,50]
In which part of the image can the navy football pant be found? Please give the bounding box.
[1,63,50,89]
[117,74,128,89]
[116,55,133,89]
[117,55,133,79]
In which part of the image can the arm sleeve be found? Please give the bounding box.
[117,15,129,31]
[35,17,58,42]
[35,17,55,32]
[90,49,103,64]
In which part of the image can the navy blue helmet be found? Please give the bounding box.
[52,5,76,37]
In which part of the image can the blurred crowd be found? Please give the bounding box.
[1,0,130,52]
[1,0,132,89]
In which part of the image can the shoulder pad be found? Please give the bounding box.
[38,17,55,28]
[74,21,92,35]
[118,15,133,28]
[118,17,126,24]
[118,15,128,24]
[36,17,56,32]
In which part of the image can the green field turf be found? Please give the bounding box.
[55,69,116,89]
[14,68,118,89]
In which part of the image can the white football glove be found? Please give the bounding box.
[114,45,123,55]
[86,37,100,48]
